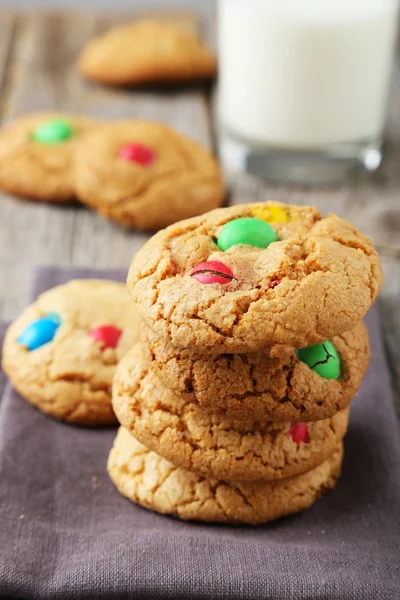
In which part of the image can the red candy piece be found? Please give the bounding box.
[89,325,122,350]
[118,143,156,166]
[289,422,308,445]
[190,261,235,285]
[270,278,281,289]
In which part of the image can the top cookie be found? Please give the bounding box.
[128,202,382,352]
[78,19,217,86]
[2,280,140,425]
[0,113,99,203]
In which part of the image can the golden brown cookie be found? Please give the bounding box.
[78,19,217,86]
[140,320,369,422]
[0,113,99,203]
[74,120,225,230]
[128,202,382,351]
[2,280,140,425]
[112,344,349,482]
[108,427,343,525]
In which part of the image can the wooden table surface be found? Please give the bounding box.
[0,10,399,413]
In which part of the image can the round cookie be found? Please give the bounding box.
[112,344,349,482]
[108,428,343,525]
[0,113,100,203]
[74,120,225,230]
[140,321,369,422]
[128,202,382,351]
[78,19,217,86]
[2,280,140,425]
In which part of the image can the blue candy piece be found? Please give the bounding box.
[17,313,61,351]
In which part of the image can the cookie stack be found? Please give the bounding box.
[108,202,381,525]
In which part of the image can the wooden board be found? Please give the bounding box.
[0,9,399,414]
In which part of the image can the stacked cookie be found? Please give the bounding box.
[108,202,382,525]
[0,113,224,230]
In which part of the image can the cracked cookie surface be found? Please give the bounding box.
[108,427,343,525]
[140,320,369,421]
[78,19,217,86]
[128,202,382,351]
[74,120,224,230]
[112,344,349,481]
[0,113,99,203]
[2,280,140,425]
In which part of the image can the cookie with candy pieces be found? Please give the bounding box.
[0,113,99,203]
[73,119,225,230]
[128,202,382,351]
[108,428,343,525]
[140,320,370,422]
[2,280,140,425]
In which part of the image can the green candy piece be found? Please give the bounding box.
[296,341,341,380]
[32,120,73,144]
[217,218,277,251]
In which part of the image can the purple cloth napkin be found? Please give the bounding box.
[0,266,399,600]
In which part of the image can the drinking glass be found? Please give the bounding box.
[218,0,399,184]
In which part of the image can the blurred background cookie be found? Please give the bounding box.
[2,280,140,425]
[78,19,217,86]
[0,113,100,203]
[74,120,225,230]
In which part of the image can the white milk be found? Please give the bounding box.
[218,0,398,149]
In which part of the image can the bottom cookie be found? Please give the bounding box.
[108,427,343,525]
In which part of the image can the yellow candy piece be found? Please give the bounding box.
[253,205,289,223]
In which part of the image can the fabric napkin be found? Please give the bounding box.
[0,266,399,600]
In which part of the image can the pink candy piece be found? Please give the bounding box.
[89,325,122,350]
[270,278,281,289]
[289,422,308,445]
[118,143,156,166]
[190,261,235,285]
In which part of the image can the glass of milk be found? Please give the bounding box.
[218,0,399,184]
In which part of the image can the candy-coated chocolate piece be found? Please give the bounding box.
[253,205,289,223]
[118,142,156,166]
[217,218,277,251]
[17,313,61,351]
[89,325,122,350]
[270,278,281,288]
[190,261,234,284]
[32,120,73,144]
[289,422,308,444]
[297,341,341,379]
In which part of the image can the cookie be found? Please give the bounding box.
[78,19,217,86]
[108,427,343,525]
[112,344,349,482]
[74,120,225,230]
[2,280,140,425]
[0,113,99,203]
[140,320,369,422]
[128,202,382,351]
